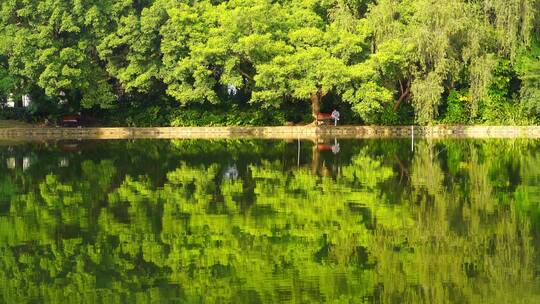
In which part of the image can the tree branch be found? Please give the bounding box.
[393,80,411,112]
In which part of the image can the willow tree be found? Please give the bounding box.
[361,0,484,123]
[517,50,540,117]
[514,1,540,119]
[357,0,539,124]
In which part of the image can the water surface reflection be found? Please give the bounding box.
[0,139,539,303]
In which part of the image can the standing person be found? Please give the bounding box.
[331,109,340,126]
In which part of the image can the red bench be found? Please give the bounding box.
[61,115,81,127]
[317,144,333,151]
[316,113,333,125]
[61,143,80,152]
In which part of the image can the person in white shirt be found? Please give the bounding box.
[331,109,340,126]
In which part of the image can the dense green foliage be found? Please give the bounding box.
[1,0,540,125]
[1,139,540,302]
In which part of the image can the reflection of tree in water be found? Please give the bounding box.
[0,139,539,302]
[372,140,536,303]
[310,138,341,177]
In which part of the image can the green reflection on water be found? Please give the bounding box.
[0,139,539,303]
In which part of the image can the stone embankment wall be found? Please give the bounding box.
[1,126,540,140]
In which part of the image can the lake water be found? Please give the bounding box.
[1,138,539,303]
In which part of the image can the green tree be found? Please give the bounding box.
[0,0,119,108]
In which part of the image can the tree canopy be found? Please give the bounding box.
[1,0,539,125]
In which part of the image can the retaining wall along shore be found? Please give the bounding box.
[1,126,540,140]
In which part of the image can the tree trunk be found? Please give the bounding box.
[393,80,411,112]
[311,142,320,175]
[310,92,321,121]
[393,87,410,112]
